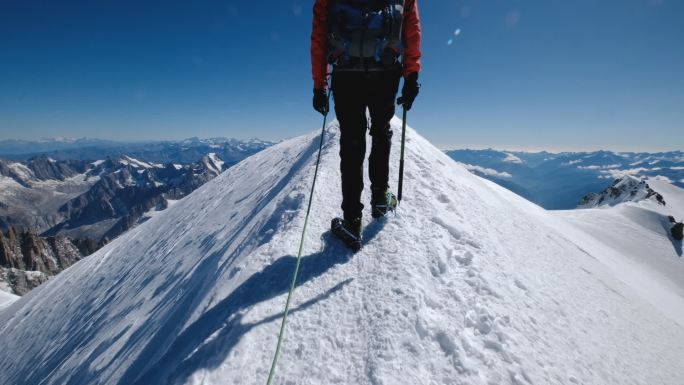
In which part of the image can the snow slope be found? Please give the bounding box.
[649,177,684,218]
[0,290,18,311]
[555,178,684,321]
[1,119,683,385]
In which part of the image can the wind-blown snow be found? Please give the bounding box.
[0,119,683,385]
[0,290,18,312]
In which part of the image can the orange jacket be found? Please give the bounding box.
[311,0,422,90]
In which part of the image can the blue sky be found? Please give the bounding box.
[0,0,682,151]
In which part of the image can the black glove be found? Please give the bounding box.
[313,88,329,116]
[397,72,420,111]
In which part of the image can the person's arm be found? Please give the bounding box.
[402,0,422,76]
[397,0,422,110]
[311,0,329,91]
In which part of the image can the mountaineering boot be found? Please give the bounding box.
[371,191,398,218]
[331,217,362,251]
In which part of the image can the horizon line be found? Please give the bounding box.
[0,135,682,155]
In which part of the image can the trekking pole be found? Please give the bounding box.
[397,107,407,203]
[266,88,332,385]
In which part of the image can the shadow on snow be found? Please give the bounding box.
[121,232,355,385]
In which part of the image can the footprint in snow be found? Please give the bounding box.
[451,250,474,266]
[514,279,528,292]
[430,256,448,276]
[437,193,451,204]
[431,217,462,240]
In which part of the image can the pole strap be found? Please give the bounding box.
[265,89,332,385]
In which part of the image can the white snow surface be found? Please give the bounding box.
[1,119,683,385]
[649,178,684,218]
[0,290,18,312]
[119,155,162,169]
[555,177,684,322]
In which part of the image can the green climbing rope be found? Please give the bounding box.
[265,89,331,385]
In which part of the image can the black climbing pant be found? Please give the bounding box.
[332,69,401,221]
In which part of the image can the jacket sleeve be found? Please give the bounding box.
[402,0,422,76]
[311,0,329,90]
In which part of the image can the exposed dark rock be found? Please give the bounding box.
[672,222,684,241]
[71,237,103,256]
[25,155,88,181]
[0,268,50,296]
[578,176,666,208]
[0,228,91,295]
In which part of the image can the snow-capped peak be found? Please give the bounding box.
[202,152,225,175]
[0,120,682,385]
[578,175,666,208]
[118,155,162,169]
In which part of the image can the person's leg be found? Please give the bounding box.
[332,71,368,221]
[367,70,401,202]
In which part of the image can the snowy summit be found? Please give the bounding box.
[0,118,683,385]
[578,175,666,208]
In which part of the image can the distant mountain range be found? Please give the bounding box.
[2,137,682,295]
[0,137,274,238]
[0,138,273,295]
[446,149,684,209]
[0,138,123,156]
[3,138,680,213]
[0,136,274,164]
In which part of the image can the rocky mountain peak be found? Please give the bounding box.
[578,175,666,208]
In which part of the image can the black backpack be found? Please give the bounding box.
[327,0,406,68]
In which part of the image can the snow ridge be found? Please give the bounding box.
[0,120,683,385]
[578,175,665,208]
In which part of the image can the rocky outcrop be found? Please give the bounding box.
[0,228,94,295]
[578,176,666,208]
[0,268,50,296]
[673,223,684,241]
[670,217,684,241]
[26,155,88,181]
